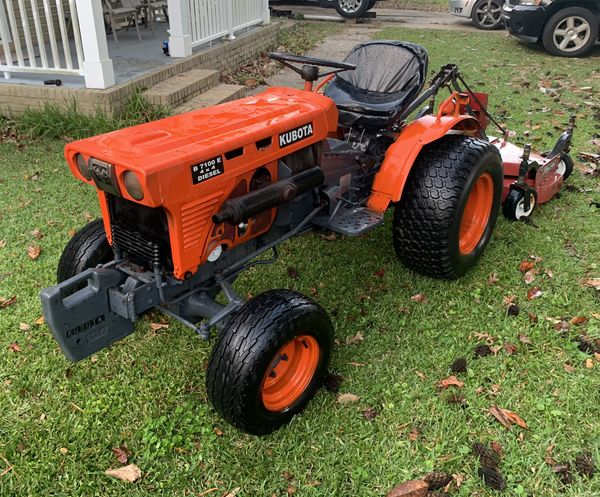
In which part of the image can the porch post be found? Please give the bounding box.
[262,0,270,25]
[167,0,192,57]
[76,0,115,89]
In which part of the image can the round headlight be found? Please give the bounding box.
[75,153,91,180]
[123,171,144,201]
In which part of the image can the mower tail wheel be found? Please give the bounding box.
[393,136,503,280]
[56,219,112,283]
[206,289,333,435]
[503,188,537,221]
[557,153,574,181]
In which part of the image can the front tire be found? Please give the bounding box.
[471,0,504,30]
[393,136,503,279]
[542,7,598,57]
[56,219,112,283]
[206,290,334,435]
[334,0,371,18]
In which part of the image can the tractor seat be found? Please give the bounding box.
[324,41,428,129]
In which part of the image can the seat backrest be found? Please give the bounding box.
[337,41,428,96]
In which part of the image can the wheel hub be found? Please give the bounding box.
[459,173,494,255]
[553,16,591,52]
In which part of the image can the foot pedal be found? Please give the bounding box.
[314,206,383,236]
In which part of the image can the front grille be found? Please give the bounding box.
[108,195,172,270]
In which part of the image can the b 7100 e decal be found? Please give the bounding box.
[192,156,224,185]
[279,123,314,148]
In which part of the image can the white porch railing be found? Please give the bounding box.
[168,0,269,57]
[0,0,114,88]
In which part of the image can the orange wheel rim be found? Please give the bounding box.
[459,172,494,255]
[261,335,320,412]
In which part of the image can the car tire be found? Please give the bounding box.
[334,0,371,18]
[56,219,112,283]
[471,0,504,30]
[393,136,503,280]
[206,290,334,435]
[542,7,598,57]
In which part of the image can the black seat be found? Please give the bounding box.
[324,41,428,129]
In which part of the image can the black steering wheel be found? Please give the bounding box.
[268,52,356,82]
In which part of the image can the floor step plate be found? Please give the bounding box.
[314,206,383,236]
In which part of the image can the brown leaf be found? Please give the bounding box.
[287,266,299,279]
[487,272,499,285]
[544,445,557,466]
[584,278,600,290]
[0,296,17,309]
[408,427,420,441]
[473,332,495,344]
[149,322,169,331]
[213,427,224,437]
[504,343,518,355]
[0,240,6,248]
[223,488,241,497]
[27,244,41,260]
[282,470,294,481]
[386,480,429,497]
[373,268,385,278]
[527,286,543,300]
[8,342,21,353]
[112,445,131,465]
[523,268,537,284]
[30,228,43,239]
[490,440,504,456]
[105,463,141,482]
[345,331,364,345]
[437,375,464,389]
[585,358,594,369]
[363,408,379,421]
[19,322,31,331]
[337,393,360,405]
[34,316,45,326]
[410,293,426,303]
[563,363,575,373]
[519,260,535,272]
[569,316,588,326]
[518,334,531,344]
[83,211,94,221]
[415,370,426,380]
[489,405,528,430]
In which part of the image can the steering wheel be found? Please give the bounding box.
[268,52,356,82]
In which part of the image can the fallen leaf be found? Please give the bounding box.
[34,316,45,325]
[584,278,600,290]
[408,427,420,441]
[545,269,554,279]
[523,268,536,284]
[410,293,426,303]
[27,244,41,260]
[386,480,429,497]
[0,240,6,248]
[585,358,594,369]
[347,362,365,367]
[544,445,557,466]
[0,296,17,309]
[504,343,518,355]
[373,268,385,278]
[213,427,223,437]
[345,331,364,345]
[282,470,294,481]
[415,370,426,380]
[337,393,360,405]
[519,260,535,272]
[437,375,464,389]
[112,445,131,464]
[105,463,141,483]
[30,228,43,239]
[518,334,531,344]
[363,408,379,421]
[223,487,241,497]
[287,267,299,279]
[503,295,517,306]
[8,342,21,353]
[487,272,499,285]
[563,363,575,373]
[59,447,68,455]
[491,440,504,456]
[83,211,94,221]
[527,286,543,300]
[19,322,30,331]
[569,316,588,326]
[489,405,528,430]
[323,372,343,393]
[473,332,495,344]
[149,323,169,331]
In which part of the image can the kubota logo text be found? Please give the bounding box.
[279,123,314,148]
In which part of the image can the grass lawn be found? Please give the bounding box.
[382,0,447,11]
[1,26,600,497]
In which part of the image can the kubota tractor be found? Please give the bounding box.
[40,41,574,435]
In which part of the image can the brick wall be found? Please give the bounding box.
[0,22,281,118]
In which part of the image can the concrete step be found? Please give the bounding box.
[144,69,220,107]
[172,84,247,114]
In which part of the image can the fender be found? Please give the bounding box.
[367,114,481,212]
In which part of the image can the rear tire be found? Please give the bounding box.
[57,219,112,283]
[334,0,371,18]
[393,136,503,279]
[206,290,333,435]
[541,7,598,57]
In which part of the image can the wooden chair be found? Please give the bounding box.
[102,0,142,45]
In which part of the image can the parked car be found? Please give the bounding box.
[317,0,377,18]
[449,0,506,30]
[503,0,600,57]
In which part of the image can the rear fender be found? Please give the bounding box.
[367,114,480,212]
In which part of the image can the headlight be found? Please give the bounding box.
[123,171,144,201]
[75,153,92,180]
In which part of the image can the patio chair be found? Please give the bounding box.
[103,0,142,45]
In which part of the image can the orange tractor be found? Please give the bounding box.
[40,41,574,434]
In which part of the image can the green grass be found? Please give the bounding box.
[1,26,600,497]
[383,0,447,11]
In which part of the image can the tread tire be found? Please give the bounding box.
[393,135,503,280]
[334,0,371,18]
[470,0,504,30]
[206,289,333,435]
[56,219,112,283]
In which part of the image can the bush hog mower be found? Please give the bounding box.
[40,41,574,435]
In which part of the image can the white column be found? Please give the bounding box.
[262,0,270,25]
[167,0,192,57]
[76,0,115,89]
